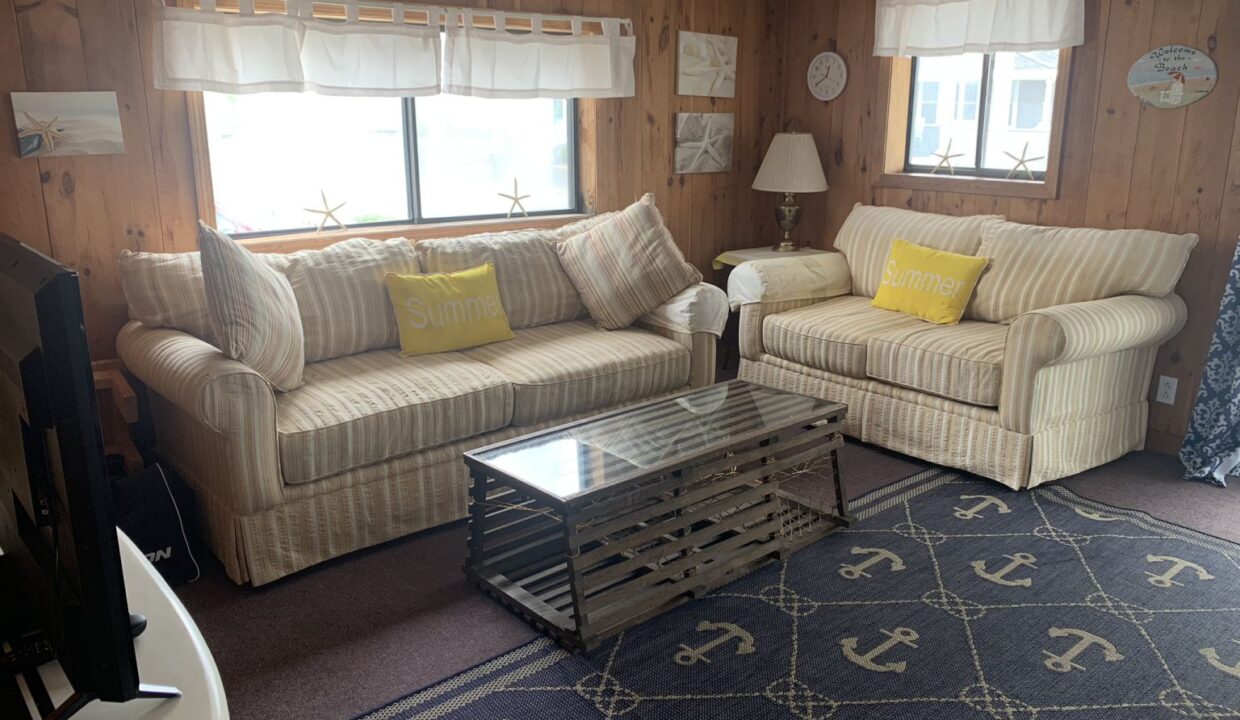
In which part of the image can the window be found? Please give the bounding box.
[202,93,578,236]
[904,51,1060,180]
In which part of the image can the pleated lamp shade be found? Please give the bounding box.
[752,132,829,193]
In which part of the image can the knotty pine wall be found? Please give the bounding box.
[0,0,787,359]
[776,0,1240,453]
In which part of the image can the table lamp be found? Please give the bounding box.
[752,132,828,252]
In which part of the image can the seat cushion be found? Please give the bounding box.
[866,322,1008,406]
[762,295,925,378]
[462,320,690,425]
[276,350,513,485]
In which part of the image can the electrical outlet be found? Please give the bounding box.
[1156,375,1178,405]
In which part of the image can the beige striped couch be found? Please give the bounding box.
[729,204,1196,491]
[117,226,723,585]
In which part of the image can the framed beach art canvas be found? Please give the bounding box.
[677,31,738,99]
[11,91,125,158]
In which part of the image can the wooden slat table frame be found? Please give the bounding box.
[463,384,850,651]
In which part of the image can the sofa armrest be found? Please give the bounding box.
[1000,294,1187,432]
[639,283,729,337]
[726,252,851,310]
[117,322,282,515]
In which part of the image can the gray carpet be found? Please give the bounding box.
[175,443,1240,720]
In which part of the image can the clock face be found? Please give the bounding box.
[807,51,847,101]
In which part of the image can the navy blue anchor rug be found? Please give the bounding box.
[357,469,1240,720]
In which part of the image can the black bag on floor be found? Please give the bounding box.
[111,463,202,586]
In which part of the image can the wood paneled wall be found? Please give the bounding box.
[777,0,1240,451]
[0,0,786,359]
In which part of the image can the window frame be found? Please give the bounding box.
[188,93,584,243]
[876,48,1072,200]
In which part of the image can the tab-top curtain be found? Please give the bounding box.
[152,1,636,99]
[874,0,1085,57]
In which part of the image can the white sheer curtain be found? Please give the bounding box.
[152,1,636,99]
[874,0,1085,57]
[443,11,635,99]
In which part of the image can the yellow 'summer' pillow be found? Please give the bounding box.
[385,262,514,356]
[871,239,988,325]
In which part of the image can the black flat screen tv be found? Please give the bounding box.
[0,234,174,718]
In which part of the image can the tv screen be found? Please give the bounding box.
[0,234,139,708]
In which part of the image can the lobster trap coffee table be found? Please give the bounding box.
[463,380,850,651]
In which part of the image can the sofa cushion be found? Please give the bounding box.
[199,223,305,391]
[833,204,1003,298]
[416,229,585,329]
[762,295,924,378]
[284,237,420,362]
[462,320,690,425]
[968,221,1198,323]
[276,350,513,484]
[866,323,1008,406]
[118,248,289,346]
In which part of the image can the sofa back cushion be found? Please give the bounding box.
[967,222,1198,323]
[833,204,1003,298]
[119,248,289,346]
[417,230,584,329]
[283,237,420,362]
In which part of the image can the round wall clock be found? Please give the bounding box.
[1127,45,1217,109]
[807,51,847,102]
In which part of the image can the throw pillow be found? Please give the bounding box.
[556,193,702,330]
[385,262,514,356]
[198,222,306,391]
[871,238,988,325]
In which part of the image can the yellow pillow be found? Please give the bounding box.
[871,239,988,325]
[385,262,514,356]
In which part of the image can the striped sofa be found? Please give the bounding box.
[117,226,723,585]
[729,204,1196,491]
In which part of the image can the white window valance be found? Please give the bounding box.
[444,11,635,99]
[152,1,636,99]
[874,0,1085,57]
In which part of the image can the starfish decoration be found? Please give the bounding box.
[680,37,737,96]
[498,178,530,218]
[929,139,964,176]
[681,115,732,173]
[1004,142,1044,180]
[17,112,66,155]
[304,190,348,232]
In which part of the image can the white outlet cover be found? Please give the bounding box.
[1156,376,1178,405]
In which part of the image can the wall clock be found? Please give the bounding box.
[1127,45,1217,109]
[807,51,847,102]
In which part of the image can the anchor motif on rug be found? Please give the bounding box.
[1042,627,1124,672]
[841,627,919,673]
[1201,640,1240,679]
[1144,555,1214,588]
[673,621,755,666]
[952,495,1012,520]
[838,547,905,580]
[1073,506,1119,522]
[971,553,1038,587]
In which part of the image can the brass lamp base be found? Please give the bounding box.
[771,192,803,252]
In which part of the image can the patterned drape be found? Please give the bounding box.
[1181,240,1240,487]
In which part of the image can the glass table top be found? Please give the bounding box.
[465,381,844,501]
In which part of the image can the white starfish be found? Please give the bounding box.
[304,190,348,232]
[498,178,530,218]
[683,115,731,172]
[1004,142,1045,180]
[17,112,66,155]
[680,37,736,96]
[930,139,964,176]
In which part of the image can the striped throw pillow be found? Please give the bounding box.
[198,223,305,391]
[284,237,421,362]
[556,194,702,330]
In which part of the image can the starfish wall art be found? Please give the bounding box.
[676,31,738,99]
[10,91,124,158]
[673,113,734,174]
